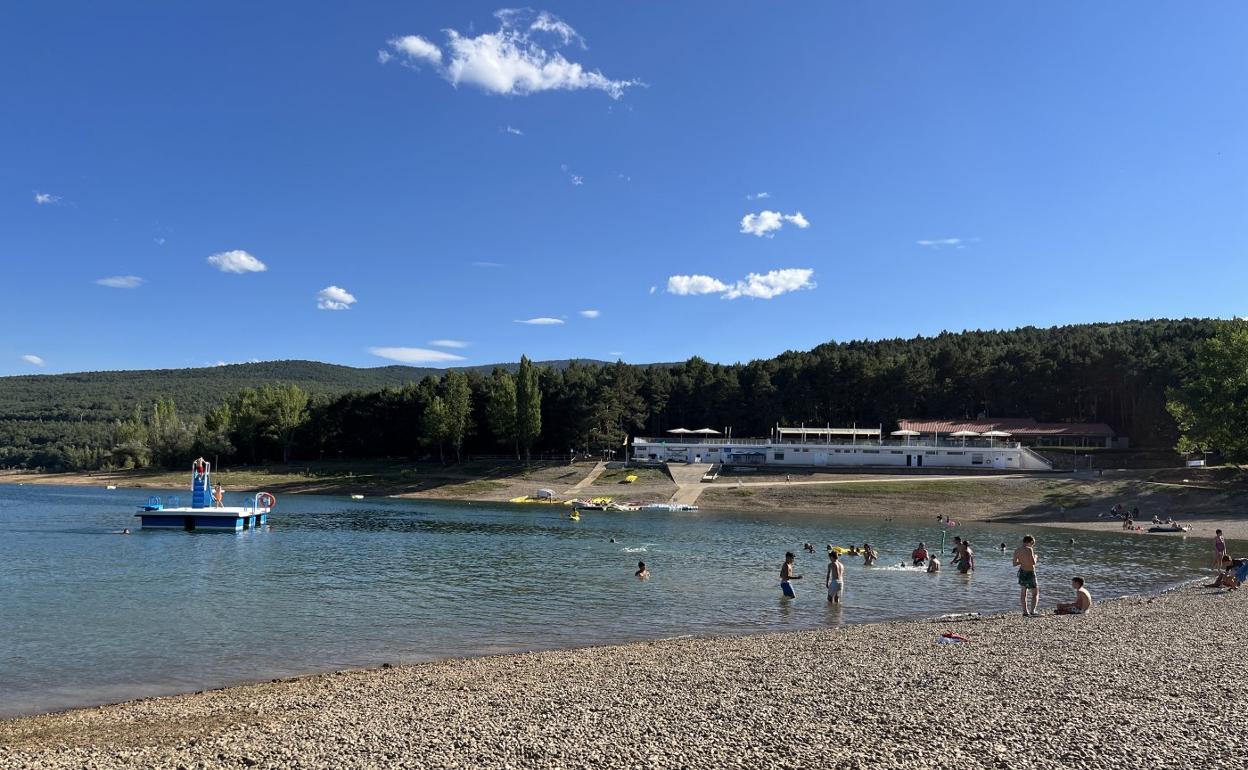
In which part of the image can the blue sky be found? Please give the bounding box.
[3,1,1246,375]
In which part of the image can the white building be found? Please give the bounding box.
[631,426,1053,471]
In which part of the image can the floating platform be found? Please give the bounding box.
[135,505,269,532]
[134,459,276,532]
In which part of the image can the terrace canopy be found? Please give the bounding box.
[666,428,693,434]
[691,428,722,435]
[948,429,980,446]
[890,429,920,445]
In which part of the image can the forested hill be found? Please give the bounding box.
[0,358,607,422]
[0,319,1222,469]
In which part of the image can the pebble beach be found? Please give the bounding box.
[2,582,1244,770]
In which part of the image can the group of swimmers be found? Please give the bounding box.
[781,533,1095,616]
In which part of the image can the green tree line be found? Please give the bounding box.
[0,320,1229,471]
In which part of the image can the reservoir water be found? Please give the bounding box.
[0,482,1209,717]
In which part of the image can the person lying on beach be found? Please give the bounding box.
[1013,535,1040,617]
[1204,571,1239,590]
[862,543,878,566]
[911,542,929,567]
[1055,576,1093,614]
[926,556,940,573]
[635,561,650,580]
[1205,558,1248,589]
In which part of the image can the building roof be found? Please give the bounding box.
[897,418,1115,438]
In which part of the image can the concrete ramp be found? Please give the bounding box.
[667,462,712,505]
[564,461,607,495]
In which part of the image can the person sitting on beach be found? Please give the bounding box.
[911,542,929,567]
[780,552,802,598]
[826,551,844,604]
[635,561,650,580]
[1055,576,1093,614]
[862,543,878,566]
[926,555,940,573]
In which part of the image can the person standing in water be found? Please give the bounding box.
[957,540,975,574]
[825,550,845,603]
[635,561,650,580]
[862,543,878,566]
[1214,529,1227,571]
[1013,535,1040,616]
[780,552,802,598]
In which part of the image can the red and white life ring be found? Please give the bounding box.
[256,492,276,509]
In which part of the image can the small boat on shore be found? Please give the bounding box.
[1147,524,1190,533]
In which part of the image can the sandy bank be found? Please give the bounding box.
[2,583,1244,769]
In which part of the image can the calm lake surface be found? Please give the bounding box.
[0,482,1209,717]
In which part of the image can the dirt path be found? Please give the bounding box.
[563,461,607,495]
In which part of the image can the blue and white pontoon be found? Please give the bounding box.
[135,457,275,531]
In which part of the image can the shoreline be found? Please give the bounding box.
[2,581,1241,768]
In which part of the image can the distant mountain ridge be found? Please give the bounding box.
[0,359,613,423]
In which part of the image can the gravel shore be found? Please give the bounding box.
[2,583,1244,769]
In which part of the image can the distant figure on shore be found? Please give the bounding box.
[1214,529,1227,570]
[1013,535,1040,616]
[786,474,792,483]
[1055,577,1093,614]
[212,483,224,508]
[635,561,650,580]
[825,551,844,603]
[926,555,940,573]
[911,542,929,567]
[956,540,975,574]
[862,543,878,566]
[780,552,802,598]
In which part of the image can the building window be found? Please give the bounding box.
[774,452,785,460]
[972,453,984,465]
[890,450,902,454]
[863,449,879,454]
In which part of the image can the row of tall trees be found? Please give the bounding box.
[0,320,1229,470]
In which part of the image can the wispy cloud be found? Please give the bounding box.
[472,261,504,268]
[740,210,810,238]
[207,250,267,274]
[916,237,965,248]
[503,125,524,136]
[34,192,61,205]
[667,268,816,300]
[579,309,600,318]
[369,346,467,365]
[745,192,770,201]
[429,339,470,349]
[561,163,583,186]
[21,354,45,367]
[95,275,144,289]
[516,317,565,325]
[381,9,641,99]
[316,285,357,311]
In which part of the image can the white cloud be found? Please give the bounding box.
[429,339,470,349]
[667,268,815,300]
[570,174,584,186]
[369,346,466,365]
[316,285,357,311]
[382,9,641,99]
[746,192,771,200]
[648,285,657,294]
[388,34,442,65]
[740,210,811,238]
[723,268,816,299]
[95,275,144,289]
[376,49,393,64]
[666,274,730,296]
[579,309,600,318]
[516,317,565,325]
[916,237,963,248]
[207,250,267,274]
[34,192,60,205]
[504,125,524,135]
[21,354,45,367]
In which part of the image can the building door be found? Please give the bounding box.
[906,455,913,467]
[917,455,923,467]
